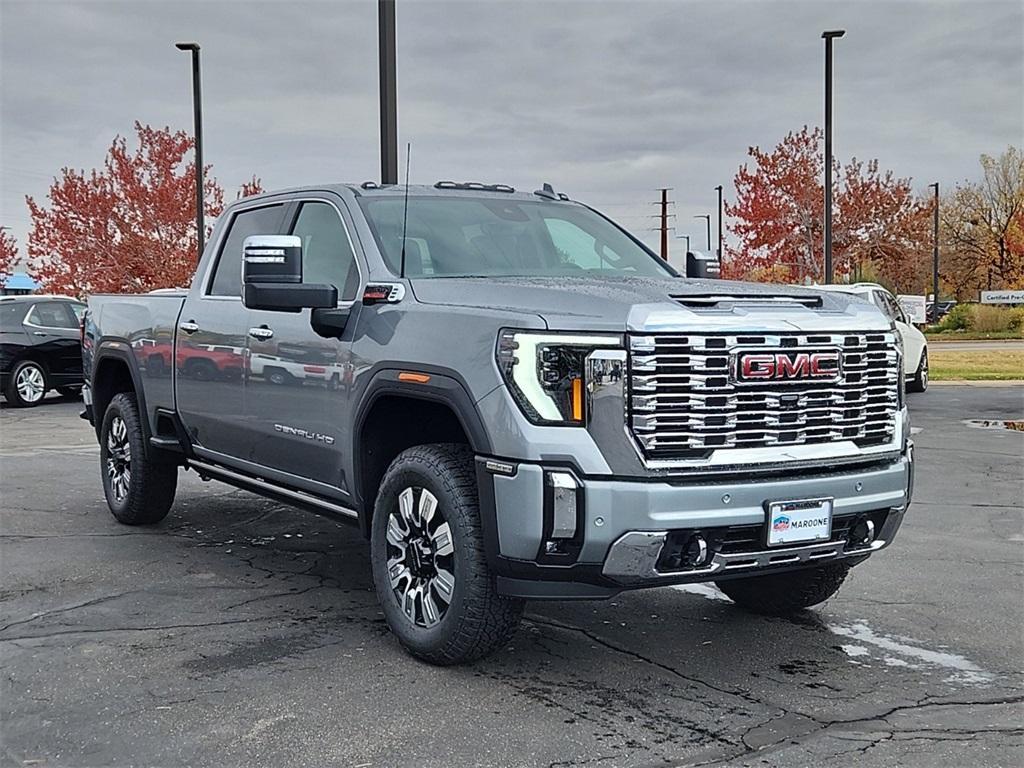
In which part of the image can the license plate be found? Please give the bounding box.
[766,498,834,547]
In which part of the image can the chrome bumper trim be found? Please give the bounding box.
[602,505,907,585]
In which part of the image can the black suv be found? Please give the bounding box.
[1,295,86,407]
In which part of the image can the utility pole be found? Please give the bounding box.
[822,29,845,284]
[929,182,940,322]
[175,42,204,263]
[715,184,723,261]
[378,0,398,185]
[657,188,672,261]
[695,214,711,252]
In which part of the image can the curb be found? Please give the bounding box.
[929,380,1024,387]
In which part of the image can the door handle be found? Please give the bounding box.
[248,325,274,341]
[179,320,199,334]
[32,331,48,337]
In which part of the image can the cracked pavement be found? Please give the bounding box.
[1,386,1022,767]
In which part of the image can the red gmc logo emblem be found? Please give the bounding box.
[734,350,842,384]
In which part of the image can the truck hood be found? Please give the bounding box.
[409,275,891,333]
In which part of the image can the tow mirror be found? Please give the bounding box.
[241,235,336,312]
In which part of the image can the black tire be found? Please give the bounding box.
[715,562,850,616]
[5,359,48,407]
[907,350,928,393]
[57,386,81,399]
[370,443,523,665]
[100,392,177,525]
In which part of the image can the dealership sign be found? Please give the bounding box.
[981,290,1024,305]
[897,294,927,323]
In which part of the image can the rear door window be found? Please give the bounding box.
[208,205,286,297]
[26,301,77,329]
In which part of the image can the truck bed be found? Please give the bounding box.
[83,292,187,433]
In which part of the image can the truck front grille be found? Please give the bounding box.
[627,332,899,461]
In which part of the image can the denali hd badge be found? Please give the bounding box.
[732,349,842,385]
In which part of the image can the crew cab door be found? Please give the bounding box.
[243,198,362,495]
[176,202,287,456]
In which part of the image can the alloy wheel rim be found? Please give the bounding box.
[385,486,455,628]
[922,356,928,387]
[106,416,132,502]
[16,365,45,403]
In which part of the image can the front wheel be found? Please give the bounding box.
[715,562,850,616]
[370,444,523,665]
[100,392,177,525]
[908,350,928,393]
[5,360,47,407]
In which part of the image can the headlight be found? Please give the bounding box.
[497,330,622,425]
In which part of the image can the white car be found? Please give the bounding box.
[817,283,928,392]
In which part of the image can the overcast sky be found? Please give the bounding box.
[2,0,1021,269]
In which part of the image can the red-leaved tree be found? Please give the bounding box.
[0,228,17,288]
[724,126,932,291]
[27,122,263,297]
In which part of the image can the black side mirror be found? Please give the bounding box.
[242,235,336,312]
[686,250,721,279]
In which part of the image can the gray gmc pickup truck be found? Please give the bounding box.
[83,182,913,664]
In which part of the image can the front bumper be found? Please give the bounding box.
[479,445,913,599]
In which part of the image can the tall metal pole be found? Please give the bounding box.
[659,188,670,260]
[930,182,940,322]
[176,42,204,263]
[676,234,690,253]
[822,30,845,284]
[378,0,398,185]
[715,184,723,261]
[695,215,711,252]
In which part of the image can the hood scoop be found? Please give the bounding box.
[669,294,823,310]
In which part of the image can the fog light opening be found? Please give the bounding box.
[848,517,876,548]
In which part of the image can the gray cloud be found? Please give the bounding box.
[2,0,1021,262]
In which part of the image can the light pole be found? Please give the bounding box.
[822,29,845,284]
[378,0,398,185]
[929,182,939,322]
[175,42,204,263]
[715,184,723,261]
[676,234,691,253]
[694,215,711,252]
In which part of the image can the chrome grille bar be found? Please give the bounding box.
[627,332,900,460]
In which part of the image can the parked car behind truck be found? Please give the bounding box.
[82,182,914,664]
[1,295,86,406]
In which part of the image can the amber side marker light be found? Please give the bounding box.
[398,372,432,384]
[570,377,584,421]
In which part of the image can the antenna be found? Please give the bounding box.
[399,142,411,278]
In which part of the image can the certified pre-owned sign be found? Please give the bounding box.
[981,290,1024,305]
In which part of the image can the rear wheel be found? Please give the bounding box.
[715,562,850,616]
[5,360,47,407]
[100,392,177,525]
[370,444,523,665]
[908,350,928,393]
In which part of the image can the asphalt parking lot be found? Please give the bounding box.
[1,386,1022,768]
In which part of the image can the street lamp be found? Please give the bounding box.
[822,29,845,284]
[694,215,711,252]
[929,182,939,322]
[175,42,204,263]
[715,185,723,261]
[676,234,691,253]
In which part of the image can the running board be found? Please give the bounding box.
[186,459,359,521]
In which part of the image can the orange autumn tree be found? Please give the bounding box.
[0,228,17,288]
[27,122,264,297]
[724,126,931,290]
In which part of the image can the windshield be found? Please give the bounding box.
[357,196,674,279]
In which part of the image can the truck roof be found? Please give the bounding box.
[239,181,576,205]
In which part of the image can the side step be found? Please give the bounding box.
[186,459,359,522]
